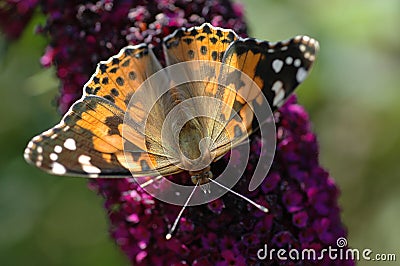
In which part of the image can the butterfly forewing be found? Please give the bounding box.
[223,36,319,112]
[24,97,129,177]
[209,35,319,156]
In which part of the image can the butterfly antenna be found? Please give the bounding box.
[166,180,199,240]
[208,178,269,213]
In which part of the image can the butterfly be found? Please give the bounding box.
[24,23,318,186]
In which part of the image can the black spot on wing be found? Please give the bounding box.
[105,115,122,135]
[200,46,207,55]
[104,95,115,103]
[112,58,120,65]
[227,32,235,42]
[124,48,134,56]
[211,51,218,61]
[111,88,119,96]
[85,86,94,94]
[183,38,193,45]
[190,29,199,36]
[203,24,212,34]
[122,59,130,67]
[128,71,136,80]
[99,64,107,73]
[188,50,195,59]
[116,77,124,86]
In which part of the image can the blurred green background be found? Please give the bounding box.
[0,0,399,265]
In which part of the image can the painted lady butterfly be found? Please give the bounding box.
[24,23,318,185]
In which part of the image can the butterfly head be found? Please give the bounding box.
[189,166,213,185]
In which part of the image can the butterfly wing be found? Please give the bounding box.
[25,44,181,177]
[163,23,238,64]
[223,36,319,111]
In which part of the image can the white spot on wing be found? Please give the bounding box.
[50,153,58,161]
[42,129,52,136]
[52,162,67,175]
[296,67,308,83]
[32,136,41,142]
[271,80,285,106]
[83,165,101,174]
[272,59,284,73]
[54,145,62,153]
[37,146,43,154]
[27,141,34,149]
[24,149,30,161]
[78,155,101,174]
[64,138,77,150]
[285,56,293,65]
[78,155,91,164]
[294,59,301,67]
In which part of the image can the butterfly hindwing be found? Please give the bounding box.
[163,23,238,64]
[84,44,162,112]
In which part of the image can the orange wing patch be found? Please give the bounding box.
[163,23,238,64]
[84,44,161,112]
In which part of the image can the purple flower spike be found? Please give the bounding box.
[1,0,355,265]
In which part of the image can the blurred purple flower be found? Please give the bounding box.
[1,0,355,265]
[0,0,39,39]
